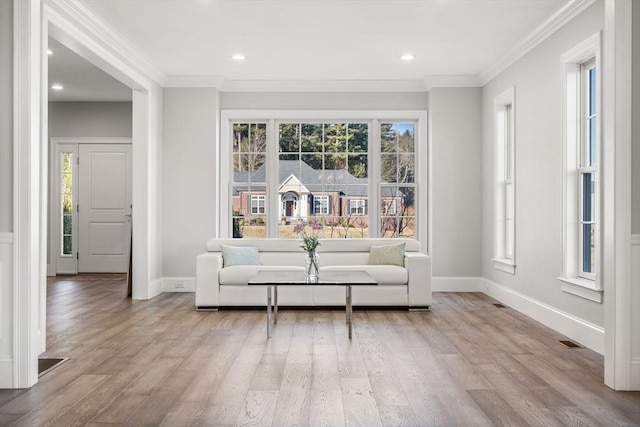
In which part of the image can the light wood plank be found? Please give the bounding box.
[0,278,638,427]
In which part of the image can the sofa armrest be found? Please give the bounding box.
[196,252,223,309]
[404,252,432,308]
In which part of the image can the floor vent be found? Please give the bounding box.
[38,358,68,377]
[493,303,506,308]
[559,340,581,348]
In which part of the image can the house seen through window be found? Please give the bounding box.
[229,119,417,239]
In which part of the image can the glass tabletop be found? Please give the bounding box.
[248,270,377,286]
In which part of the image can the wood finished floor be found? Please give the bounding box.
[1,275,639,426]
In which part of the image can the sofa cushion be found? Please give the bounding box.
[367,243,406,266]
[221,245,261,267]
[320,265,408,286]
[219,265,305,286]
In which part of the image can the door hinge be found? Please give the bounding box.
[77,204,79,213]
[76,252,79,260]
[76,156,79,165]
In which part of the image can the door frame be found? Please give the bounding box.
[11,0,163,388]
[49,137,132,276]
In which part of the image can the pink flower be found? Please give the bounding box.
[295,219,323,253]
[293,222,305,234]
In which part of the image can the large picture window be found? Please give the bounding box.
[221,111,427,243]
[560,33,601,302]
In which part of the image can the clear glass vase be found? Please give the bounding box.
[305,251,319,281]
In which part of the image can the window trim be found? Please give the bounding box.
[560,32,602,302]
[493,86,516,275]
[219,110,429,250]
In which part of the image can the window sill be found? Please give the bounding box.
[492,258,515,275]
[558,276,603,303]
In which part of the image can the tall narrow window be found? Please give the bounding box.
[579,59,597,279]
[380,122,416,238]
[231,123,267,238]
[560,33,602,302]
[61,152,74,256]
[493,87,516,274]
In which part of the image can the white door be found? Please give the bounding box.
[78,144,132,273]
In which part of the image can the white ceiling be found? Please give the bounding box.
[48,38,132,102]
[50,0,574,100]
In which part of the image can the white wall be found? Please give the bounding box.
[162,88,218,280]
[49,102,132,138]
[160,90,432,281]
[429,88,483,279]
[482,2,604,327]
[1,0,13,231]
[0,0,13,388]
[633,1,640,235]
[220,91,429,111]
[632,0,640,388]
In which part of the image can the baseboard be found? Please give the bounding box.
[149,278,164,299]
[632,359,640,390]
[0,357,13,388]
[161,277,196,293]
[632,235,640,388]
[46,264,55,277]
[432,276,483,292]
[482,278,604,355]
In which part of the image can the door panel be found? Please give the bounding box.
[79,144,132,273]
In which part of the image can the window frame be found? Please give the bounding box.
[559,32,602,302]
[492,87,516,274]
[219,110,429,249]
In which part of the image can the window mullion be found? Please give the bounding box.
[370,119,381,238]
[267,119,278,238]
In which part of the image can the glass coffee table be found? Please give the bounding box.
[248,270,377,339]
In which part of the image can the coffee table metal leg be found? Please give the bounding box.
[345,286,349,324]
[347,285,352,339]
[267,285,272,338]
[274,286,278,324]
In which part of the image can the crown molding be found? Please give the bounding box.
[44,0,166,86]
[216,79,429,92]
[165,75,224,88]
[423,75,482,90]
[479,0,597,85]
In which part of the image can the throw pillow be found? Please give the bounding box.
[367,243,406,266]
[221,245,260,267]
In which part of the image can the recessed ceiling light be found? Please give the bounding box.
[400,53,415,61]
[47,49,53,55]
[50,84,63,90]
[232,54,245,61]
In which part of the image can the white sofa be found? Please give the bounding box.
[195,238,431,310]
